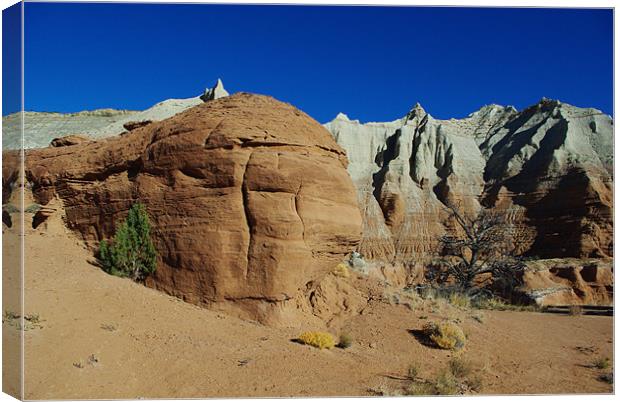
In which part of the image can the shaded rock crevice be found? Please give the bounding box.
[241,151,255,279]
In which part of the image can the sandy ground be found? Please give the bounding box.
[2,204,614,399]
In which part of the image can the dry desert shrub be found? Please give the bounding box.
[467,374,484,392]
[3,310,19,321]
[333,263,350,278]
[423,321,466,350]
[406,381,437,396]
[337,333,354,349]
[592,357,611,370]
[598,372,613,384]
[449,357,473,378]
[406,371,459,395]
[407,363,420,380]
[3,311,44,330]
[369,383,403,397]
[100,323,117,332]
[404,357,483,396]
[297,331,336,350]
[434,370,460,395]
[470,312,485,323]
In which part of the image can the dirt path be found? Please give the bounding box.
[2,207,613,398]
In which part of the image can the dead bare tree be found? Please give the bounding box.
[432,203,525,295]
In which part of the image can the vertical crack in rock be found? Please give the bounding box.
[241,151,255,279]
[294,179,307,247]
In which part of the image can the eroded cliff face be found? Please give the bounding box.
[7,93,363,324]
[481,99,613,258]
[325,98,613,262]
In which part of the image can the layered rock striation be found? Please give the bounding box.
[325,98,613,262]
[6,93,363,324]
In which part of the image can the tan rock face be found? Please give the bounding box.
[11,93,363,323]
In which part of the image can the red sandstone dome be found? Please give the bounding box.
[12,93,364,323]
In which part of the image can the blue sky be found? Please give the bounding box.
[4,3,614,122]
[2,2,21,116]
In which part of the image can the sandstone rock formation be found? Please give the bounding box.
[6,93,362,324]
[2,79,230,150]
[521,258,613,306]
[50,135,90,147]
[325,98,613,262]
[122,120,153,132]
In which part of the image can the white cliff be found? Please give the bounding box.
[325,98,613,261]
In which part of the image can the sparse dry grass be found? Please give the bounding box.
[403,357,484,396]
[406,381,437,396]
[435,370,460,395]
[449,357,474,378]
[467,374,484,392]
[407,363,419,380]
[471,312,485,323]
[473,297,539,312]
[449,293,471,309]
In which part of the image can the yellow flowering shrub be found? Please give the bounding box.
[423,321,466,350]
[333,263,350,278]
[298,331,336,349]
